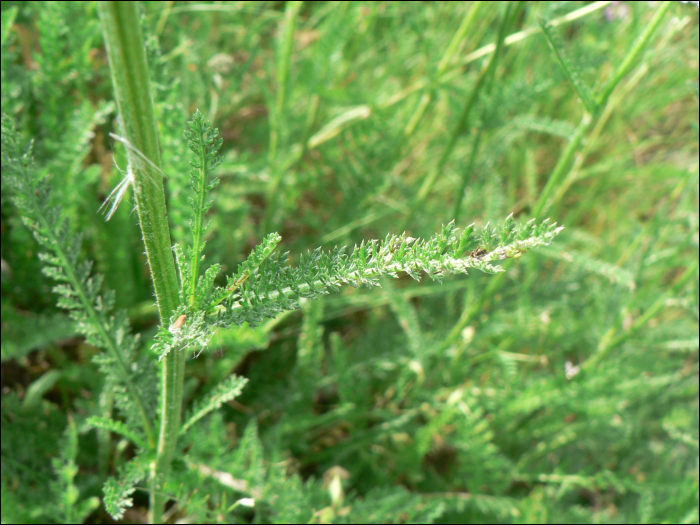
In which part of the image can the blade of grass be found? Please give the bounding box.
[379,2,614,111]
[596,1,673,105]
[452,2,519,223]
[533,1,673,219]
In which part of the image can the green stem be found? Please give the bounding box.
[452,2,517,223]
[452,130,483,224]
[98,3,182,523]
[377,2,613,113]
[534,1,672,220]
[188,133,208,306]
[438,263,510,353]
[402,2,484,140]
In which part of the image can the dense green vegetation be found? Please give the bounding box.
[1,1,698,523]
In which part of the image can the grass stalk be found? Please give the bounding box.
[440,1,674,357]
[379,2,614,111]
[452,2,517,223]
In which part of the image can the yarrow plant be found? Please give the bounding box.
[1,108,563,521]
[3,1,696,523]
[0,3,578,523]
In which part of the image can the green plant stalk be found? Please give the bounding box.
[401,63,484,231]
[275,1,303,139]
[555,10,687,226]
[452,128,483,224]
[98,3,182,523]
[538,19,598,116]
[402,2,514,231]
[379,2,614,111]
[532,111,593,218]
[458,1,614,69]
[550,63,649,212]
[438,262,510,352]
[188,133,209,305]
[291,93,321,174]
[436,2,484,78]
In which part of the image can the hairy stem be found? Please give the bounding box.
[98,3,182,523]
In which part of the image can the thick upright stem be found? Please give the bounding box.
[98,3,183,523]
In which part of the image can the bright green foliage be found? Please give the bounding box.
[537,18,599,116]
[87,416,151,451]
[2,2,698,524]
[1,302,76,362]
[177,413,453,524]
[1,397,99,524]
[180,374,248,435]
[158,117,562,363]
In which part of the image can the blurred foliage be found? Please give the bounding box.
[1,1,698,523]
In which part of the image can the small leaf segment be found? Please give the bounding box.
[183,109,222,309]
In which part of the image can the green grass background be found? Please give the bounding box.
[1,1,698,523]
